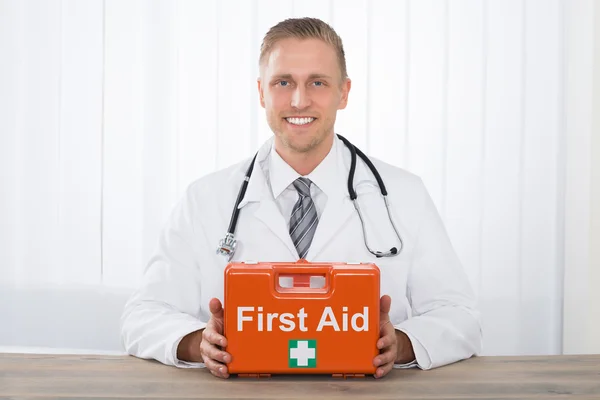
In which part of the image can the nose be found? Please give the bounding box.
[291,86,311,109]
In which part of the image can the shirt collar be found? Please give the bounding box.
[269,137,341,200]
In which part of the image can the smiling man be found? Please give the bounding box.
[121,17,482,380]
[257,32,350,176]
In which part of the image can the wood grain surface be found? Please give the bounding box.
[0,353,599,399]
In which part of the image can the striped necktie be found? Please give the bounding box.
[289,177,319,259]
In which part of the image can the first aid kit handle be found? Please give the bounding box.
[272,265,333,275]
[272,265,333,295]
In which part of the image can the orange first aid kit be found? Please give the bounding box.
[223,260,380,377]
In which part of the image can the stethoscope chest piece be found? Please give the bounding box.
[217,233,237,261]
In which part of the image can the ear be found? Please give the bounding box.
[337,78,351,110]
[257,78,265,108]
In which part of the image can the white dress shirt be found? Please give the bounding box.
[264,138,340,225]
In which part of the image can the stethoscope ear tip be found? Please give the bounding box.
[391,247,398,255]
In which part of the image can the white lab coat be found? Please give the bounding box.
[120,135,482,370]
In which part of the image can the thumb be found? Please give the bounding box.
[380,295,392,320]
[209,297,224,320]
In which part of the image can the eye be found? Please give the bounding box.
[313,81,324,87]
[278,80,289,87]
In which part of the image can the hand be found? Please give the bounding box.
[200,298,232,378]
[373,295,396,378]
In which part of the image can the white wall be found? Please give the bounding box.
[0,0,584,356]
[592,0,600,351]
[562,0,600,355]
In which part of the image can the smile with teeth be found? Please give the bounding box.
[285,117,316,126]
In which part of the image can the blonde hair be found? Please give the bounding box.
[259,17,348,80]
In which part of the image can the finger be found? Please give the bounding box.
[380,295,392,316]
[204,356,230,379]
[199,337,216,361]
[374,345,397,367]
[375,359,394,379]
[209,298,224,319]
[202,326,228,348]
[201,339,232,364]
[377,328,395,350]
[379,319,394,337]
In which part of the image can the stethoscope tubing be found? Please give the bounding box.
[218,133,403,259]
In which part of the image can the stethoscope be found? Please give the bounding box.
[217,134,404,261]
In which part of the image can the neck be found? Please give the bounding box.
[276,133,334,176]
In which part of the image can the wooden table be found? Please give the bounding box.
[1,353,599,399]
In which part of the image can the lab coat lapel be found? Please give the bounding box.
[307,137,378,260]
[253,197,298,258]
[307,191,354,259]
[237,138,298,259]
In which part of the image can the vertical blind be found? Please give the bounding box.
[0,0,563,356]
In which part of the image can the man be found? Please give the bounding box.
[121,17,482,379]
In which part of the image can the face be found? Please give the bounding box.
[258,38,351,155]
